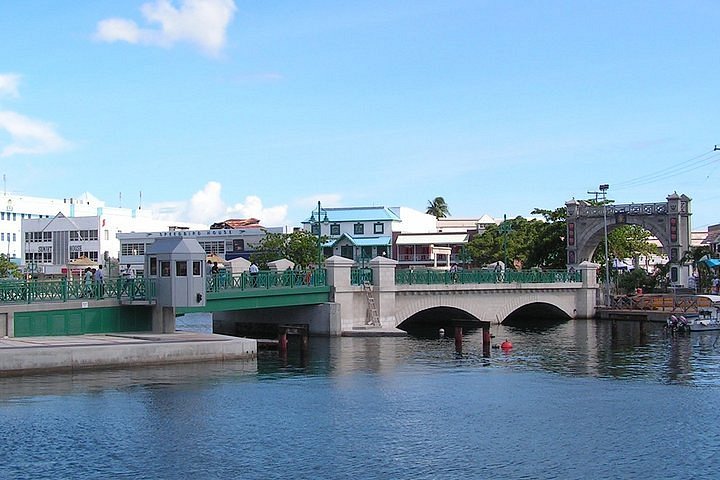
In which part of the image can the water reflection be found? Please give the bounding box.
[3,319,719,403]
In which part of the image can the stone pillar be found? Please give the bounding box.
[152,305,176,334]
[325,255,356,332]
[325,255,354,290]
[666,193,692,288]
[0,312,8,337]
[369,256,398,328]
[575,261,599,319]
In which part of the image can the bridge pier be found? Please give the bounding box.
[152,306,176,334]
[483,326,491,357]
[454,326,463,353]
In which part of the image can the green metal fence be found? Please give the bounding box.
[207,268,327,293]
[351,268,373,285]
[395,268,581,285]
[0,277,156,304]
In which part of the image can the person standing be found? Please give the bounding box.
[249,262,259,287]
[94,265,104,298]
[83,267,94,298]
[122,264,136,297]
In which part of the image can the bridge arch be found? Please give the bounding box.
[566,192,691,286]
[503,302,572,327]
[397,306,480,333]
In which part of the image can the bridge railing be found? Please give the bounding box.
[395,268,581,285]
[351,268,373,285]
[207,268,327,293]
[0,277,156,304]
[607,294,705,313]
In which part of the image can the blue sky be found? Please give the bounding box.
[1,0,719,229]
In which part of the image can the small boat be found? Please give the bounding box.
[667,295,720,333]
[688,317,720,332]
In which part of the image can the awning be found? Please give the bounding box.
[330,234,391,247]
[702,258,720,268]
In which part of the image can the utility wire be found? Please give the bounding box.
[611,149,719,191]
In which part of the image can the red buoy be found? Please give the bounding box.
[500,339,513,350]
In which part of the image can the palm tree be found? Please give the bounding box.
[426,197,450,218]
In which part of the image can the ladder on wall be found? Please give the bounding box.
[362,281,380,327]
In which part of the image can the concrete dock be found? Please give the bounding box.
[0,332,257,376]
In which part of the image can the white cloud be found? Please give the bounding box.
[95,0,237,56]
[95,19,142,44]
[149,181,288,226]
[0,74,20,98]
[227,196,288,226]
[0,111,71,157]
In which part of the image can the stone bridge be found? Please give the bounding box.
[318,256,598,334]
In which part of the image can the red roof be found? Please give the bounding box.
[210,218,262,229]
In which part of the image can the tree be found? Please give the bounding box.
[682,245,712,293]
[426,197,450,218]
[0,254,21,279]
[250,230,327,269]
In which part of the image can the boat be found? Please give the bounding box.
[667,295,720,332]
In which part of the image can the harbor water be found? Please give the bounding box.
[2,318,719,479]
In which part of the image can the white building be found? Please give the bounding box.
[117,226,287,275]
[301,206,432,263]
[17,192,204,275]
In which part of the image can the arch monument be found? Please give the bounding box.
[565,192,691,287]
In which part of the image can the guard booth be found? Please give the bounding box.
[146,237,206,333]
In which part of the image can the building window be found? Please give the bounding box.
[361,246,373,259]
[104,230,109,241]
[374,222,384,234]
[149,257,158,276]
[42,232,51,242]
[69,230,98,241]
[70,251,99,262]
[311,224,320,235]
[176,261,187,277]
[12,213,16,221]
[1,233,3,241]
[193,261,201,276]
[340,245,353,259]
[121,243,146,256]
[354,223,364,235]
[161,261,171,277]
[198,241,225,254]
[231,239,245,252]
[12,233,16,242]
[330,223,340,236]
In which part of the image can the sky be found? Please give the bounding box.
[1,0,719,230]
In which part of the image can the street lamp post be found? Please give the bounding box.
[310,201,329,267]
[600,184,611,306]
[499,214,512,268]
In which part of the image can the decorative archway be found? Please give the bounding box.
[566,192,691,286]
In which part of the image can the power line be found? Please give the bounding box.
[612,149,720,191]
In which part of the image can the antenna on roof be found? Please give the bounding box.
[119,192,122,208]
[139,191,142,210]
[2,174,5,196]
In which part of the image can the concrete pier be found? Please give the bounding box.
[0,332,256,376]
